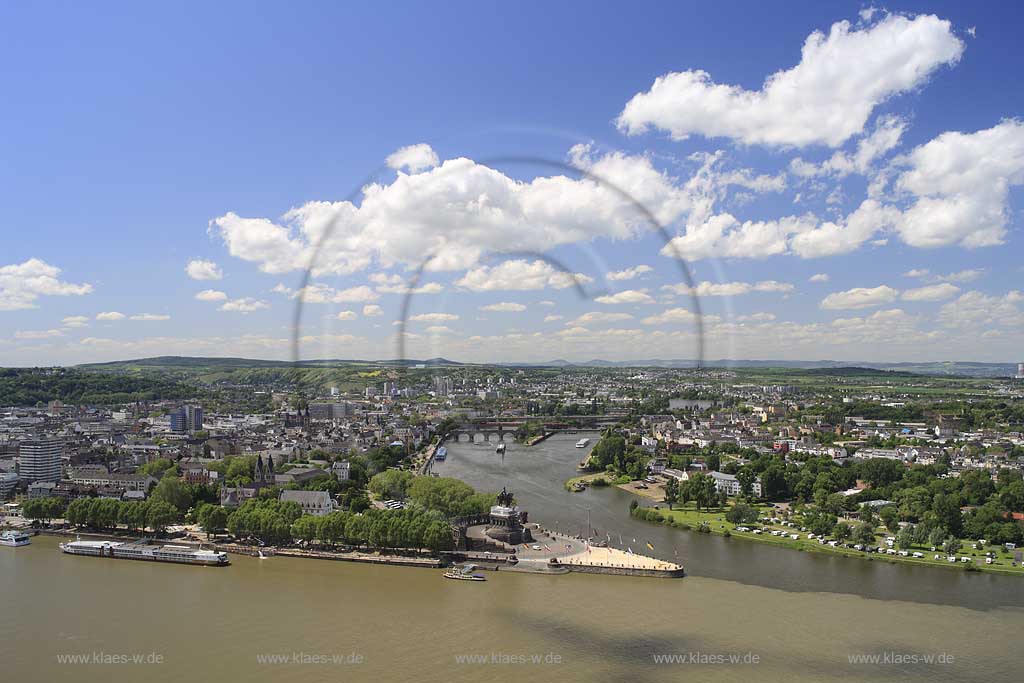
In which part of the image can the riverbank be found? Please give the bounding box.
[219,543,443,567]
[415,440,440,474]
[35,526,448,569]
[633,503,1024,576]
[563,471,610,491]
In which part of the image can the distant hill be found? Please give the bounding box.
[71,355,1019,378]
[78,355,468,371]
[501,358,1016,377]
[0,367,195,406]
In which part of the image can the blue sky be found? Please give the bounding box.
[1,2,1022,365]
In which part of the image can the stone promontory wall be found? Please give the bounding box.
[565,563,686,578]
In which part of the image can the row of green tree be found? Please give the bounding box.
[368,472,497,517]
[63,497,181,533]
[663,473,727,511]
[219,497,454,550]
[291,508,453,550]
[587,431,649,481]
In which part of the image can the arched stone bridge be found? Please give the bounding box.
[445,415,622,443]
[447,428,509,442]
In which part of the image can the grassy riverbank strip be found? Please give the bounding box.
[564,472,614,491]
[633,503,1024,576]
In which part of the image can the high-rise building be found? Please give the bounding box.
[1016,363,1024,379]
[0,471,18,499]
[188,405,203,432]
[18,438,63,483]
[432,375,453,396]
[170,405,204,433]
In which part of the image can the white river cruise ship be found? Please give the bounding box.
[59,539,230,566]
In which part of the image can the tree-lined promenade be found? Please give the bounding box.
[19,471,500,555]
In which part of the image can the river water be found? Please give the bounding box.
[2,432,1022,682]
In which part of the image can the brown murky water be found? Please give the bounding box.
[3,433,1022,682]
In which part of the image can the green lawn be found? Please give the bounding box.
[640,503,1024,575]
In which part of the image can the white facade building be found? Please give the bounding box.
[18,439,63,483]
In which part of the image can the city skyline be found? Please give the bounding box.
[2,3,1023,366]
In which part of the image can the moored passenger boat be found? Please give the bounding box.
[59,539,230,566]
[443,564,486,581]
[0,530,32,547]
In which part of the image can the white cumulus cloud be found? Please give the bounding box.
[195,289,228,302]
[901,283,960,302]
[456,259,593,291]
[664,280,794,297]
[273,283,379,304]
[820,285,899,310]
[219,298,269,313]
[567,312,634,326]
[369,272,444,294]
[0,258,92,311]
[607,265,654,281]
[185,259,224,281]
[641,308,703,325]
[617,13,963,147]
[893,119,1024,249]
[480,302,526,312]
[595,289,655,305]
[386,143,440,173]
[409,312,459,322]
[211,147,697,277]
[15,328,64,340]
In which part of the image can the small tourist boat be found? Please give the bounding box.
[434,446,447,462]
[444,564,486,581]
[0,530,32,547]
[575,438,590,448]
[495,443,506,455]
